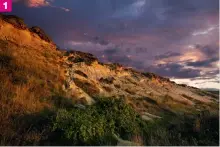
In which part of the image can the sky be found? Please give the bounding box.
[9,0,219,89]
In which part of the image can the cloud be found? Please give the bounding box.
[172,77,220,89]
[195,44,219,57]
[152,41,219,88]
[155,51,181,60]
[92,36,109,45]
[65,40,116,56]
[106,54,133,65]
[50,5,70,12]
[185,57,218,68]
[104,48,119,55]
[205,70,219,77]
[13,0,51,7]
[67,41,112,50]
[147,63,201,79]
[25,0,50,7]
[174,70,219,89]
[13,0,70,12]
[112,0,146,19]
[181,44,219,68]
[195,80,219,85]
[192,25,219,36]
[155,43,218,66]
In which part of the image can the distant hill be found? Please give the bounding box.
[202,88,219,91]
[201,88,219,99]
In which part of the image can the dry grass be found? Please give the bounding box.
[0,30,65,144]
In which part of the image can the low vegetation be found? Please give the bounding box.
[52,98,219,146]
[1,96,218,146]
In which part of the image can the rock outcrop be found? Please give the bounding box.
[0,14,27,30]
[29,26,52,43]
[61,50,218,116]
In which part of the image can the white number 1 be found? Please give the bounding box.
[3,2,7,9]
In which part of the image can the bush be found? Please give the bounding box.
[52,98,141,145]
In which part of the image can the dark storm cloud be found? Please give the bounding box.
[92,36,109,45]
[123,47,148,54]
[147,63,201,79]
[106,54,132,65]
[195,44,219,57]
[104,48,119,55]
[183,44,219,68]
[155,51,181,60]
[103,47,133,65]
[134,47,148,54]
[186,57,219,68]
[105,55,146,69]
[205,70,219,77]
[11,0,219,45]
[189,70,219,81]
[162,0,219,16]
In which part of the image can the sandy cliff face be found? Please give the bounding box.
[61,50,218,116]
[0,14,218,119]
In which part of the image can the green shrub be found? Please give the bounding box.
[52,98,141,145]
[139,114,219,146]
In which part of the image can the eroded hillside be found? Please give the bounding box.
[61,50,218,116]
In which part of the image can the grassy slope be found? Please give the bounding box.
[0,17,67,144]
